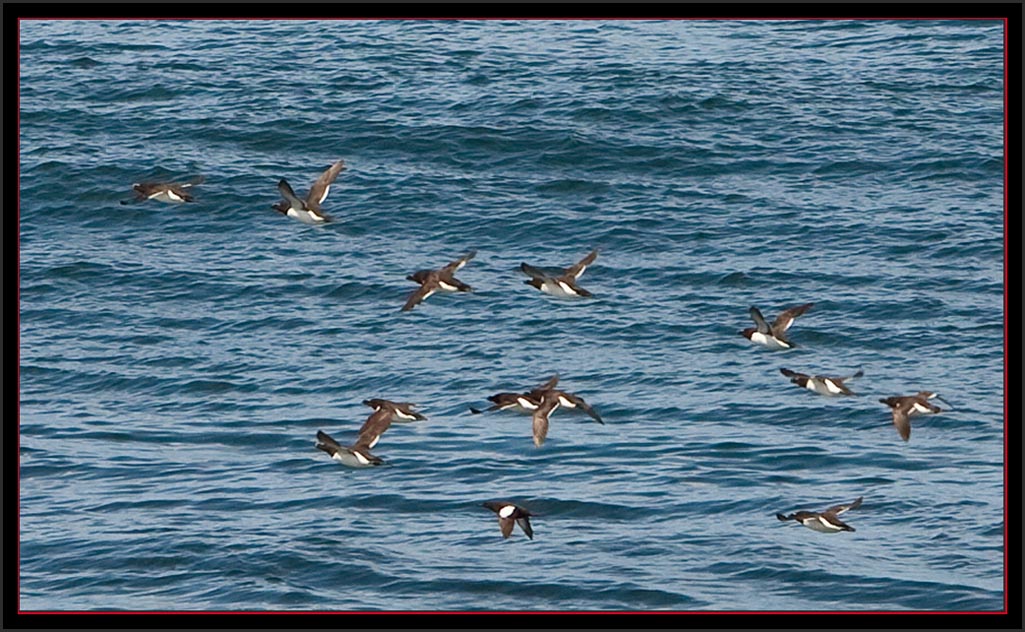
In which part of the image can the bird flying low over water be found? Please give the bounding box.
[122,175,204,204]
[879,391,951,442]
[520,249,599,298]
[527,380,603,447]
[780,367,863,396]
[482,501,536,540]
[741,303,814,350]
[315,397,426,466]
[272,159,346,224]
[362,398,428,422]
[469,375,603,447]
[541,389,604,425]
[314,429,383,468]
[777,497,863,533]
[402,250,477,311]
[468,375,561,415]
[356,399,427,449]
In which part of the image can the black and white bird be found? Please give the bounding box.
[468,375,560,415]
[741,303,813,350]
[540,388,604,426]
[356,399,427,448]
[776,497,863,533]
[879,391,951,442]
[402,250,477,311]
[314,429,383,468]
[362,398,428,423]
[520,249,599,298]
[780,367,863,397]
[482,501,536,540]
[122,176,204,204]
[272,159,346,224]
[469,375,603,447]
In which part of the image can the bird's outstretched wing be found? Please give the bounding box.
[520,262,549,281]
[402,280,437,312]
[278,179,305,208]
[305,159,346,210]
[356,408,394,449]
[749,307,771,334]
[771,303,813,334]
[564,249,599,280]
[891,405,913,441]
[516,516,534,540]
[561,392,604,424]
[825,497,863,516]
[442,250,477,276]
[315,429,342,455]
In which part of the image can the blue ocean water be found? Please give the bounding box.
[17,19,1005,612]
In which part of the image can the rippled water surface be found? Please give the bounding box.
[18,19,1005,612]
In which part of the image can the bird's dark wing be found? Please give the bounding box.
[277,179,305,209]
[520,262,549,281]
[892,405,912,441]
[564,249,599,280]
[749,307,771,334]
[771,303,813,335]
[305,159,346,211]
[516,516,534,540]
[826,497,863,515]
[315,430,342,456]
[356,408,393,448]
[561,392,603,424]
[531,395,561,447]
[401,279,437,312]
[441,250,477,276]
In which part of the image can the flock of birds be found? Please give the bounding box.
[122,160,956,540]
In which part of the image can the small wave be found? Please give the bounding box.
[70,56,102,69]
